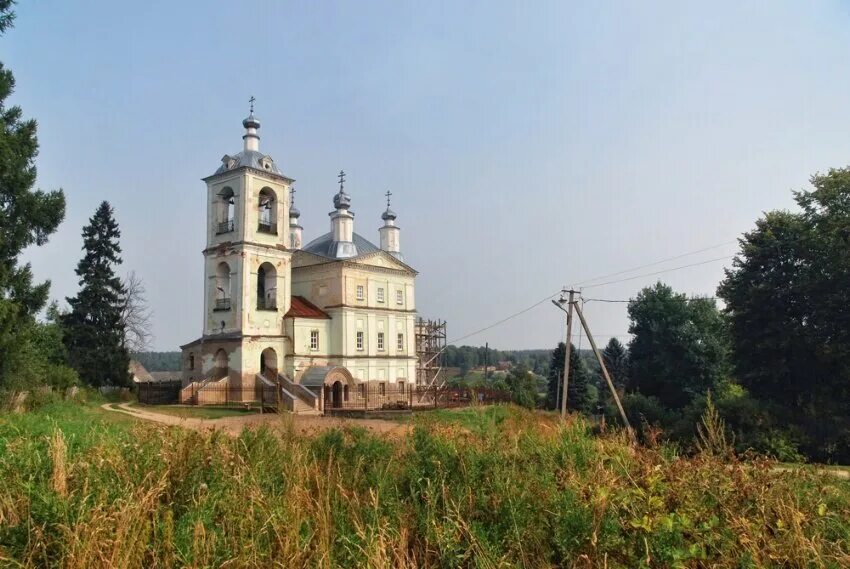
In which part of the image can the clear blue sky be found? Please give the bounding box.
[10,1,850,351]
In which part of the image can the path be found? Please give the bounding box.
[103,402,411,438]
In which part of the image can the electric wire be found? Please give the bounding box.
[573,240,737,287]
[578,255,733,289]
[435,241,738,350]
[446,289,563,345]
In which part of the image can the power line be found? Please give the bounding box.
[447,289,562,345]
[574,240,737,287]
[442,241,737,347]
[580,255,733,289]
[584,296,719,304]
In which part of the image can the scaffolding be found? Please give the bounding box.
[415,318,447,388]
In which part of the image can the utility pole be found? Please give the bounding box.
[484,341,489,380]
[561,290,574,418]
[572,300,635,443]
[551,289,575,418]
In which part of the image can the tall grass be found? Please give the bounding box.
[1,400,849,567]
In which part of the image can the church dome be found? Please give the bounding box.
[381,207,397,221]
[289,203,301,219]
[333,189,352,210]
[242,112,260,129]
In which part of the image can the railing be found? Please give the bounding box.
[257,221,277,235]
[136,380,511,412]
[217,219,235,234]
[137,380,278,408]
[257,298,277,311]
[136,381,182,404]
[323,382,511,412]
[214,298,232,311]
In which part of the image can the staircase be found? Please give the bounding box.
[268,373,321,415]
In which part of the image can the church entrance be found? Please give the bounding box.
[260,347,277,381]
[331,380,343,408]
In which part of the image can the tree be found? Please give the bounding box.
[718,168,850,461]
[505,363,540,408]
[627,282,729,410]
[546,342,593,413]
[601,337,629,391]
[121,271,153,352]
[0,2,66,389]
[14,303,79,390]
[62,202,129,387]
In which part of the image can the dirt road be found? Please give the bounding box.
[103,402,411,438]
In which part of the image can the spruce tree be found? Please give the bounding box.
[0,2,67,388]
[63,202,129,387]
[546,342,592,413]
[601,337,629,391]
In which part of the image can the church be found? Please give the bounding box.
[180,107,419,412]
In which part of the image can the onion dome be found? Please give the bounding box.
[242,112,260,130]
[333,189,351,210]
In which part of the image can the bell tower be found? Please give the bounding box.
[183,99,295,388]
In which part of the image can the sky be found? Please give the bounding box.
[9,1,850,351]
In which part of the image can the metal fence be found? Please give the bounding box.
[136,380,278,408]
[323,382,511,412]
[136,380,511,412]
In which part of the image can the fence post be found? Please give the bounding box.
[364,382,369,411]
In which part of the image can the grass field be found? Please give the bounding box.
[1,397,849,567]
[126,403,260,420]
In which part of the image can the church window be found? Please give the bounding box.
[310,330,319,351]
[396,289,403,305]
[217,188,235,234]
[188,353,195,370]
[377,287,385,303]
[397,333,404,351]
[257,262,277,310]
[214,262,232,311]
[377,332,385,351]
[356,331,364,351]
[258,188,277,234]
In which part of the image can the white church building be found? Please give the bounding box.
[180,108,419,411]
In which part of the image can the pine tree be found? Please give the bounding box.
[546,342,592,413]
[601,337,629,391]
[63,202,129,387]
[0,2,67,388]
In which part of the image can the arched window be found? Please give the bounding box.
[217,187,235,234]
[188,353,195,370]
[214,262,232,311]
[257,262,277,310]
[258,188,277,234]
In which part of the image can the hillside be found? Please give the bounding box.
[1,398,848,567]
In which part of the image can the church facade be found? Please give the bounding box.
[180,110,418,411]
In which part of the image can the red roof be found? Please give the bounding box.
[286,296,331,319]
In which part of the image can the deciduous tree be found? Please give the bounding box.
[719,168,850,461]
[627,282,728,410]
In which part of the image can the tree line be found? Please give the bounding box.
[0,3,149,392]
[537,169,850,463]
